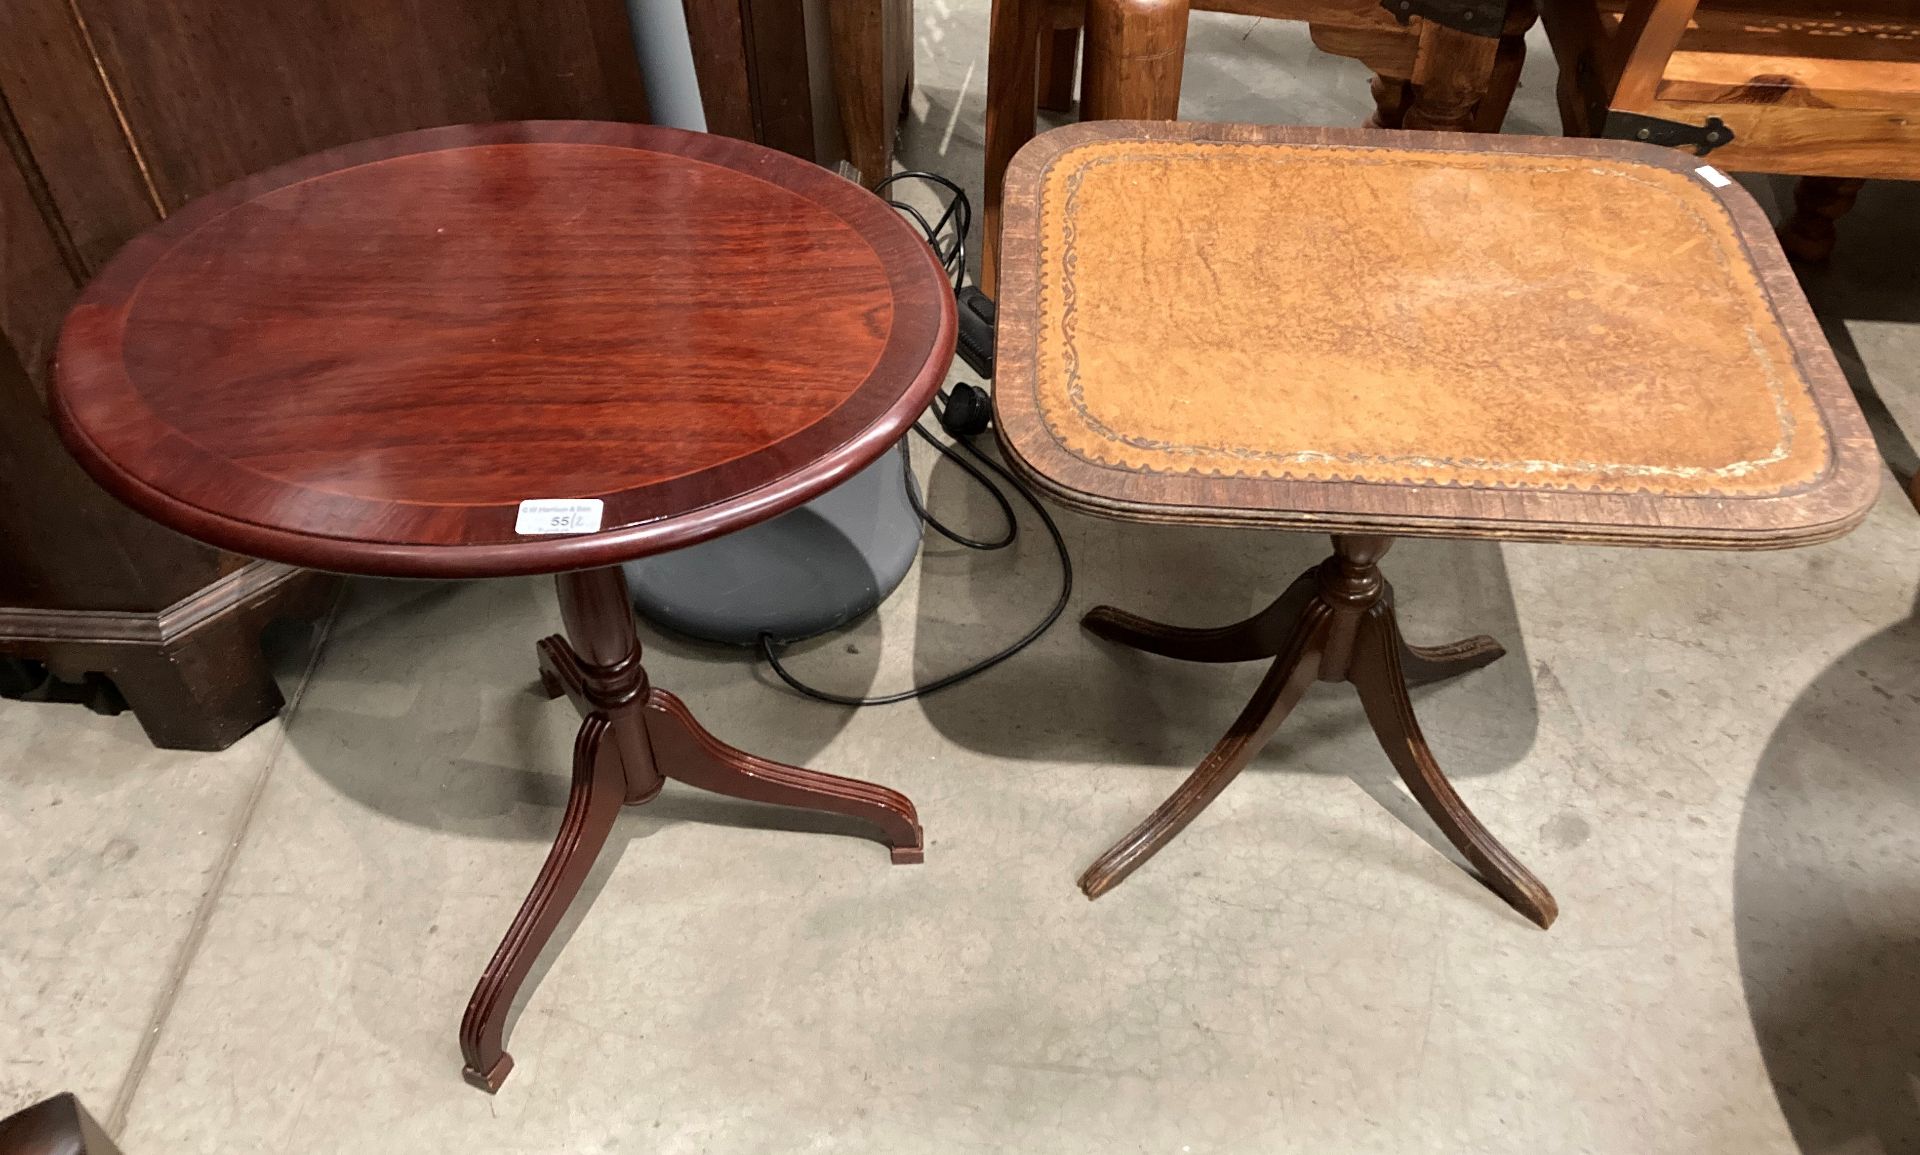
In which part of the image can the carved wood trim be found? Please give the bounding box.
[0,559,314,646]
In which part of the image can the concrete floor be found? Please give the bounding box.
[6,5,1920,1153]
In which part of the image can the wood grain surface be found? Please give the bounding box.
[52,121,956,578]
[1546,0,1920,181]
[993,121,1881,549]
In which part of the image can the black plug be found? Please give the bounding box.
[939,382,993,438]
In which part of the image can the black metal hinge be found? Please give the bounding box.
[1379,0,1506,39]
[1600,111,1736,157]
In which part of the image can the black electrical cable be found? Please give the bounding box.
[757,172,1074,706]
[905,418,1015,550]
[758,431,1072,706]
[872,170,971,288]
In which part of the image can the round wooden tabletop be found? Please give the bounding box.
[52,121,956,578]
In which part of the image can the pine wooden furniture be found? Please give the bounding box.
[51,121,956,1090]
[0,0,645,748]
[995,121,1881,927]
[980,0,1538,291]
[1541,0,1920,262]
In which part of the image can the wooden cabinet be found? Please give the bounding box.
[0,0,647,748]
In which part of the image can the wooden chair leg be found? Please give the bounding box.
[1038,25,1081,112]
[1468,1,1536,132]
[1401,20,1501,132]
[1081,0,1188,121]
[983,0,1050,296]
[1555,61,1596,136]
[1778,176,1865,264]
[1469,32,1527,131]
[1368,72,1414,129]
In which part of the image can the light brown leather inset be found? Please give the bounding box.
[1031,139,1831,496]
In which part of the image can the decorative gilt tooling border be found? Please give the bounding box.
[1034,139,1827,498]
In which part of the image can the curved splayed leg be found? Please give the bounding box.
[1078,606,1332,898]
[1349,607,1556,928]
[461,713,626,1091]
[646,689,924,863]
[1082,568,1318,664]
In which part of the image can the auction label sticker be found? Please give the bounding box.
[515,498,604,535]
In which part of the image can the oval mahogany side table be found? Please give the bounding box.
[51,121,956,1092]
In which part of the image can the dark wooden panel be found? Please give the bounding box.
[0,0,160,282]
[743,0,817,157]
[0,330,228,610]
[684,0,758,139]
[0,94,83,387]
[70,0,648,210]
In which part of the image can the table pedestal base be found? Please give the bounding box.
[1077,534,1556,929]
[460,566,923,1092]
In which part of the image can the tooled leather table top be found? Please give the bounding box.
[992,122,1881,548]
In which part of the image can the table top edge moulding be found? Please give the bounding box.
[52,120,958,579]
[993,120,1882,550]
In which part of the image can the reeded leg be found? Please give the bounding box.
[646,689,924,863]
[1078,605,1331,898]
[464,566,922,1091]
[1083,568,1318,664]
[461,714,626,1090]
[1399,634,1506,686]
[1348,606,1556,928]
[1079,534,1549,924]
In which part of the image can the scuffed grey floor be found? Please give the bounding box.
[5,5,1919,1152]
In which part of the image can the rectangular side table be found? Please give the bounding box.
[993,122,1882,927]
